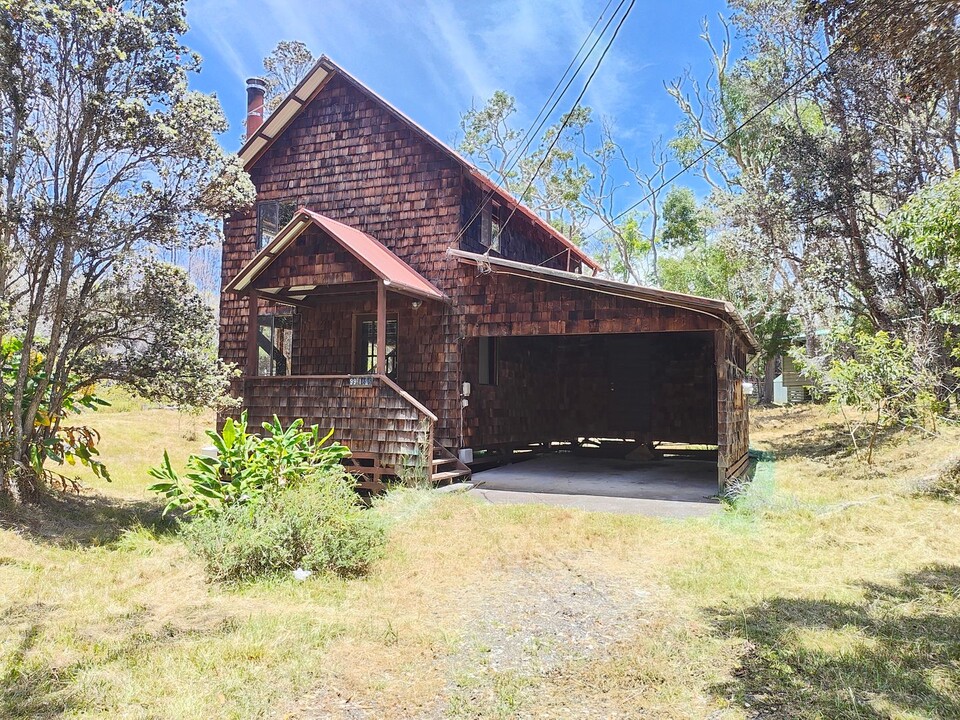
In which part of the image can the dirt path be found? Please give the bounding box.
[293,561,652,719]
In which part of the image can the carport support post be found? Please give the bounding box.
[377,280,387,375]
[715,328,727,493]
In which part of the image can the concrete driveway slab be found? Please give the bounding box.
[468,454,721,517]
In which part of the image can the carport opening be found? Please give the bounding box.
[462,330,721,497]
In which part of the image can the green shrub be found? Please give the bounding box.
[181,472,384,582]
[1,335,112,498]
[148,412,350,517]
[793,328,945,463]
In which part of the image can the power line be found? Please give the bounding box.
[579,0,899,246]
[499,0,637,247]
[453,0,629,248]
[496,0,620,186]
[493,0,624,194]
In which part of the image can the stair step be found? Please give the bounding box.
[432,470,469,483]
[432,457,456,467]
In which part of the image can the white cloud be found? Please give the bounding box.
[186,0,649,142]
[421,0,496,103]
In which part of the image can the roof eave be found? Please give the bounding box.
[238,58,336,170]
[448,248,760,354]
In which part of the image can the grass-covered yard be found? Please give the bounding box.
[2,404,960,719]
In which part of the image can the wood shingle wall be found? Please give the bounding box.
[256,227,377,289]
[716,327,750,485]
[220,72,463,440]
[454,266,724,338]
[242,375,431,472]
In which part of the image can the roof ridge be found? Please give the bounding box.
[237,55,600,272]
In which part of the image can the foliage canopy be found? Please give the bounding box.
[0,0,254,502]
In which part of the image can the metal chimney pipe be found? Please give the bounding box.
[245,77,268,138]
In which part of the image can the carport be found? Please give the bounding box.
[452,250,760,491]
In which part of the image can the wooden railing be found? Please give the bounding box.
[240,374,436,474]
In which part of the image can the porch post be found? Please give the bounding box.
[246,290,259,377]
[376,280,387,375]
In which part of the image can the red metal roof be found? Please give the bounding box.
[225,208,447,303]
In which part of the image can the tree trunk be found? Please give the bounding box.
[762,355,776,405]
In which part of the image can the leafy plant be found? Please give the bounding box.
[795,328,942,463]
[1,335,110,494]
[148,412,350,517]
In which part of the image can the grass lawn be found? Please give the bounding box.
[2,403,960,718]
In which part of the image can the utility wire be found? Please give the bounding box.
[452,0,628,248]
[498,0,637,250]
[579,0,899,245]
[493,0,620,187]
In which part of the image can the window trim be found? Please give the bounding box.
[257,312,297,377]
[480,201,502,252]
[353,312,399,380]
[256,198,298,250]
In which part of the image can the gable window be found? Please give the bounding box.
[480,201,502,253]
[256,198,297,249]
[355,315,398,379]
[478,336,498,386]
[257,314,296,376]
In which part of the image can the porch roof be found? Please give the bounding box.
[225,208,448,303]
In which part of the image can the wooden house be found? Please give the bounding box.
[219,56,759,490]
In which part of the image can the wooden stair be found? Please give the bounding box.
[431,442,471,485]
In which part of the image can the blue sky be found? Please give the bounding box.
[185,0,733,208]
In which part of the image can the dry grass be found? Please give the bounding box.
[2,403,960,718]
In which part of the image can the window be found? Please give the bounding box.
[257,314,295,376]
[480,202,502,252]
[356,315,398,379]
[256,198,297,249]
[478,336,497,385]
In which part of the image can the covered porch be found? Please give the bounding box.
[225,208,467,487]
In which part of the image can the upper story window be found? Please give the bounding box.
[480,201,502,253]
[256,199,297,249]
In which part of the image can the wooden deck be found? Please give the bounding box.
[240,374,469,489]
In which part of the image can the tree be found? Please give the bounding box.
[805,0,960,99]
[888,171,960,403]
[889,171,960,328]
[578,127,672,285]
[796,328,942,463]
[0,0,254,503]
[458,91,591,240]
[661,186,708,248]
[667,0,960,395]
[262,40,316,111]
